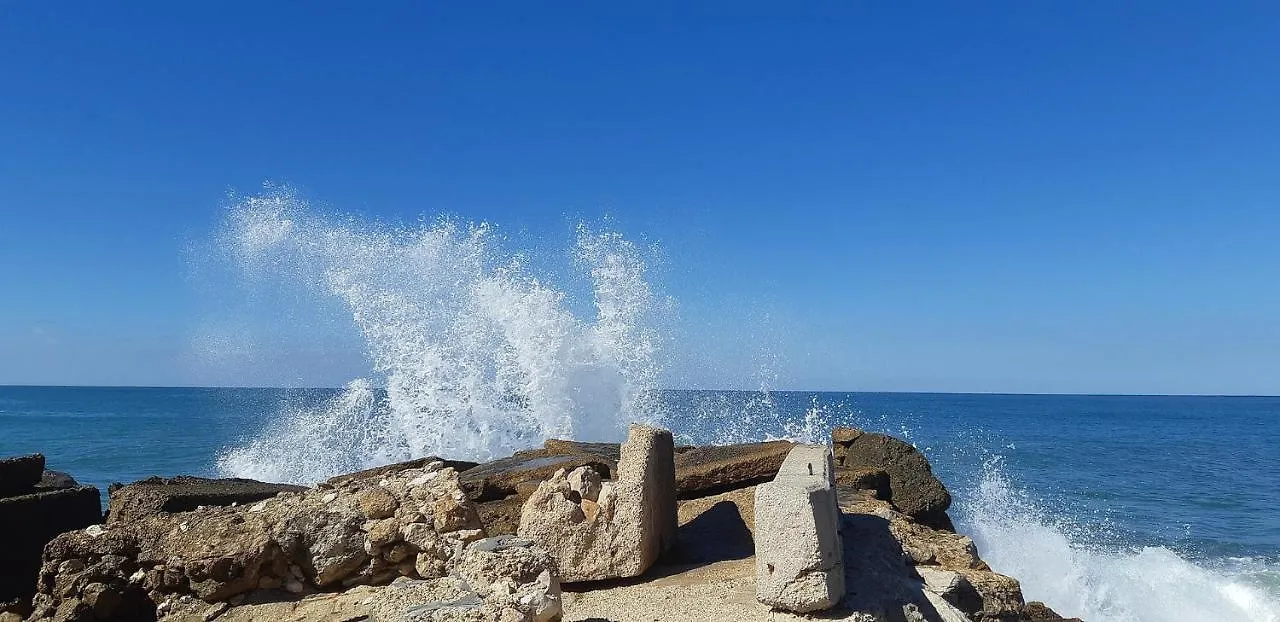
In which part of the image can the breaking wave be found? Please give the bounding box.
[958,457,1280,622]
[214,185,664,483]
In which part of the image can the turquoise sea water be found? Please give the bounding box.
[2,386,1277,621]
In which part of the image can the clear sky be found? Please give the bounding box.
[3,2,1280,394]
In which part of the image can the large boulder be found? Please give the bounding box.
[832,427,953,530]
[106,476,307,525]
[674,441,794,499]
[517,424,677,582]
[28,461,489,621]
[753,444,844,613]
[0,454,46,497]
[0,485,102,604]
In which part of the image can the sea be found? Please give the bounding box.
[1,386,1277,622]
[5,188,1280,621]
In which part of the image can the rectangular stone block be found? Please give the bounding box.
[0,486,102,602]
[518,423,678,582]
[754,444,844,613]
[0,454,45,498]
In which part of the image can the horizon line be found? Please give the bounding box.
[1,383,1277,399]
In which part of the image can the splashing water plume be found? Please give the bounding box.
[959,457,1280,622]
[215,186,663,483]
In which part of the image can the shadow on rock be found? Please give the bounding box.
[835,513,958,621]
[669,500,754,565]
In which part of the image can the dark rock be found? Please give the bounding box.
[38,470,78,490]
[0,486,102,603]
[1025,600,1083,621]
[106,476,307,526]
[541,439,621,463]
[831,427,954,530]
[0,454,45,497]
[459,452,612,504]
[672,440,794,499]
[835,466,892,500]
[474,495,525,537]
[325,456,480,486]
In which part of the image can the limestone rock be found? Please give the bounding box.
[106,476,306,525]
[29,461,487,621]
[517,424,676,582]
[462,454,612,504]
[831,428,954,530]
[0,484,102,603]
[753,444,844,613]
[325,456,480,487]
[674,441,793,499]
[452,536,561,622]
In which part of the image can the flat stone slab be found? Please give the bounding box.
[0,454,45,498]
[325,456,480,486]
[461,453,613,503]
[674,440,794,499]
[754,444,844,613]
[107,475,307,525]
[0,485,102,602]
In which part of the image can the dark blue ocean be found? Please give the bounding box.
[2,386,1278,621]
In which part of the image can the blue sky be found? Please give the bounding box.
[3,2,1280,393]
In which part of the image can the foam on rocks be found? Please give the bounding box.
[754,444,845,613]
[517,424,677,582]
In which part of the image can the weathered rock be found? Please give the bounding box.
[452,536,561,622]
[106,476,307,525]
[540,440,621,464]
[518,424,676,582]
[915,566,985,615]
[0,454,45,497]
[474,495,528,539]
[672,487,757,565]
[0,485,101,603]
[674,440,793,499]
[957,569,1026,621]
[754,444,844,613]
[38,471,79,490]
[29,461,488,621]
[831,427,954,530]
[154,537,560,622]
[835,466,892,500]
[461,454,612,504]
[325,456,481,487]
[1024,601,1082,621]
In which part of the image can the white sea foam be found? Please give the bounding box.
[959,457,1280,622]
[214,185,664,483]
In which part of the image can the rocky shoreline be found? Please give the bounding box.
[0,427,1080,622]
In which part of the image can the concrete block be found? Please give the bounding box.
[754,444,844,613]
